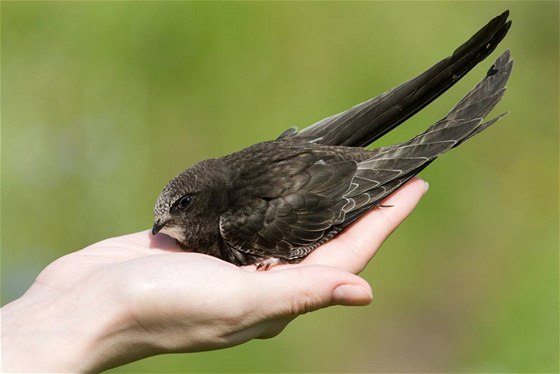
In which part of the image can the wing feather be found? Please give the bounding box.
[220,158,357,260]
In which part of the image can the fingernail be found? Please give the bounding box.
[332,285,373,306]
[422,179,429,192]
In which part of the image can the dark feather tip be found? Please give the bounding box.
[487,65,499,76]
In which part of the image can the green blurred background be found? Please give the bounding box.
[2,1,558,372]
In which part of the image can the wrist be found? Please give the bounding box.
[1,282,135,372]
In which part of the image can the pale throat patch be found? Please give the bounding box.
[160,225,187,242]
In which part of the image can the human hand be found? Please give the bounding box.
[1,178,428,372]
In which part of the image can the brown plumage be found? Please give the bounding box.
[153,12,513,268]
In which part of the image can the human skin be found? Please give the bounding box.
[1,178,428,373]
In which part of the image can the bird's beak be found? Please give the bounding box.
[152,219,166,235]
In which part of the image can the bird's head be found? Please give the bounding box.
[152,159,228,246]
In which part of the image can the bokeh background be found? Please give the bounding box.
[2,1,558,372]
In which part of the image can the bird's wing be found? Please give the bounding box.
[220,49,512,260]
[287,11,511,147]
[338,50,513,225]
[219,155,358,260]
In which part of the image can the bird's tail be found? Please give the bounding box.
[295,11,511,148]
[339,50,513,223]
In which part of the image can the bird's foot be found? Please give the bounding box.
[255,257,283,271]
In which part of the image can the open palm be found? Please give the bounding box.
[2,178,427,372]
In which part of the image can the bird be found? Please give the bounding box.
[152,11,513,269]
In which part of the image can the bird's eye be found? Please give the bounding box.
[177,195,194,209]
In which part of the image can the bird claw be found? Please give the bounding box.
[255,258,282,271]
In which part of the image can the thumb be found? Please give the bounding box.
[253,265,373,318]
